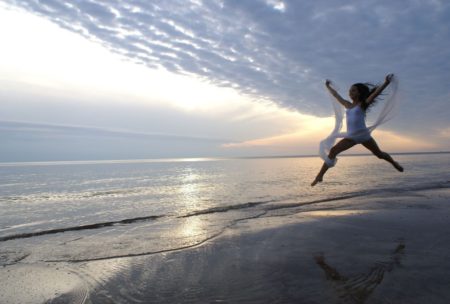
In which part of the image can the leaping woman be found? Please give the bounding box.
[311,74,403,187]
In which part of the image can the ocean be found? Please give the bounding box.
[1,153,448,263]
[1,153,450,303]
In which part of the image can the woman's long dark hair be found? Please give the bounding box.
[353,83,381,112]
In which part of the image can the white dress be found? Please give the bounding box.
[345,104,372,143]
[319,79,399,167]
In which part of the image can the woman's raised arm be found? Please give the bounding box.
[325,80,352,108]
[366,74,394,106]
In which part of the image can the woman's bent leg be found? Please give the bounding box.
[311,138,356,186]
[362,138,404,172]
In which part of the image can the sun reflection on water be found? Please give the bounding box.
[179,216,205,238]
[178,168,202,209]
[176,168,208,238]
[305,210,372,217]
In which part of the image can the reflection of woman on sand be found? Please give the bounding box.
[312,74,403,187]
[314,242,405,303]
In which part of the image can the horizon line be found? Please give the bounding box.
[0,151,448,166]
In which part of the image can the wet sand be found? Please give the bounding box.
[1,188,450,303]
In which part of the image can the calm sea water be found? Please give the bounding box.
[0,153,449,263]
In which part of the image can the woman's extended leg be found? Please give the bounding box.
[311,138,356,186]
[362,138,403,172]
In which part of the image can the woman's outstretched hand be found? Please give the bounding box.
[385,73,394,84]
[325,79,332,87]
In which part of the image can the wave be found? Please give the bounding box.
[180,199,276,218]
[0,188,148,203]
[0,199,276,242]
[265,193,364,211]
[0,215,162,242]
[2,181,448,244]
[0,194,353,244]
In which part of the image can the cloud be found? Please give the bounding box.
[0,120,228,142]
[0,120,231,161]
[6,0,447,118]
[1,0,449,160]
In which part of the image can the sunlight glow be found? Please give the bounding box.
[223,115,334,148]
[223,117,432,154]
[371,130,436,151]
[0,4,252,113]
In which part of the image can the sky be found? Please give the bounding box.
[0,0,449,161]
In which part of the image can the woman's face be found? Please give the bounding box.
[349,85,360,101]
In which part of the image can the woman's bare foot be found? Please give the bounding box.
[393,161,404,172]
[311,177,323,187]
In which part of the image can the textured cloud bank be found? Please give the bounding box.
[2,0,450,161]
[6,0,450,118]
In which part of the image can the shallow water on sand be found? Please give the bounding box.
[0,154,449,303]
[0,154,449,261]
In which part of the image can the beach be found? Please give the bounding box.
[2,0,449,302]
[1,155,450,303]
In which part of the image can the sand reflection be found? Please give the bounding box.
[315,242,405,303]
